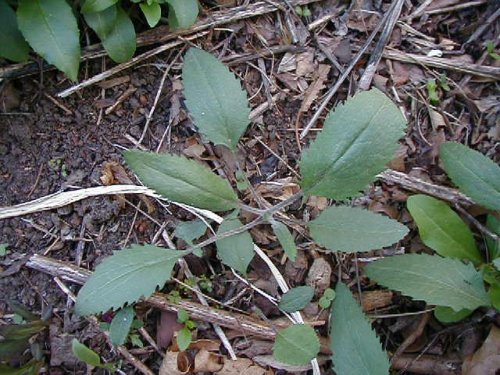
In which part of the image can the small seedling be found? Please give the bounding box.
[318,288,336,309]
[176,309,197,351]
[71,339,115,370]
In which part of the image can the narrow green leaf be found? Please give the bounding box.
[177,327,192,351]
[124,150,239,212]
[216,216,254,275]
[434,306,472,323]
[407,195,482,265]
[330,283,390,375]
[440,142,500,210]
[17,0,80,81]
[75,245,186,315]
[140,2,162,28]
[489,285,500,310]
[486,215,500,260]
[165,0,198,29]
[365,254,490,311]
[82,0,118,13]
[300,89,406,199]
[308,206,408,253]
[273,325,320,365]
[71,339,101,367]
[99,6,136,63]
[84,5,117,39]
[109,306,134,346]
[0,244,7,257]
[270,220,297,261]
[279,286,314,312]
[182,47,250,150]
[0,0,29,62]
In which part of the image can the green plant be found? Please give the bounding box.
[176,309,197,351]
[73,47,498,371]
[485,40,500,60]
[0,0,199,80]
[71,339,115,370]
[426,74,449,105]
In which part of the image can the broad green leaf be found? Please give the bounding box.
[166,0,198,29]
[216,216,254,275]
[177,327,192,351]
[174,219,209,246]
[109,306,134,346]
[71,339,101,367]
[486,215,500,260]
[140,2,162,27]
[99,6,136,63]
[330,283,390,375]
[273,324,320,365]
[177,309,189,323]
[82,0,118,13]
[124,150,239,212]
[84,5,117,40]
[75,245,186,315]
[17,0,80,81]
[489,285,500,310]
[270,220,297,261]
[300,89,406,199]
[365,254,490,311]
[182,48,250,150]
[440,142,500,210]
[434,306,472,323]
[279,286,314,312]
[0,0,29,62]
[308,206,408,253]
[407,195,482,265]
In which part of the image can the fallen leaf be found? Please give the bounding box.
[305,257,332,296]
[159,351,191,375]
[462,326,500,375]
[194,349,224,372]
[157,311,183,349]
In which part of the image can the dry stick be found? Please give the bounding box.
[391,311,431,362]
[358,0,405,91]
[465,7,500,45]
[0,0,323,81]
[300,3,392,139]
[424,0,488,15]
[391,354,461,375]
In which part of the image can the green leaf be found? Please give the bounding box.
[407,195,482,265]
[0,0,29,62]
[216,216,254,275]
[182,47,250,150]
[71,339,101,367]
[279,286,314,312]
[489,285,500,310]
[129,334,144,348]
[308,206,408,253]
[165,0,198,29]
[486,215,500,260]
[99,6,136,63]
[273,324,320,365]
[0,244,7,257]
[174,219,209,246]
[427,79,440,105]
[330,283,390,375]
[434,306,472,323]
[17,0,80,81]
[82,0,118,13]
[109,306,134,346]
[177,309,189,323]
[140,2,162,27]
[270,220,297,261]
[365,254,490,311]
[494,258,500,271]
[299,89,406,200]
[83,5,117,40]
[177,327,192,351]
[440,142,500,210]
[75,245,186,315]
[124,150,239,212]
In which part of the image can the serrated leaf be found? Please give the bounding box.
[165,0,198,29]
[71,339,101,367]
[486,215,500,260]
[17,0,80,81]
[84,5,117,40]
[109,306,134,346]
[440,142,500,210]
[0,0,29,62]
[270,220,297,261]
[300,89,406,199]
[99,6,136,63]
[407,195,482,265]
[273,324,319,365]
[216,216,254,274]
[182,48,250,150]
[279,286,314,312]
[365,254,490,311]
[140,2,162,27]
[82,0,118,13]
[434,306,472,323]
[308,206,408,253]
[75,245,185,315]
[177,327,192,351]
[124,150,239,212]
[330,283,390,375]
